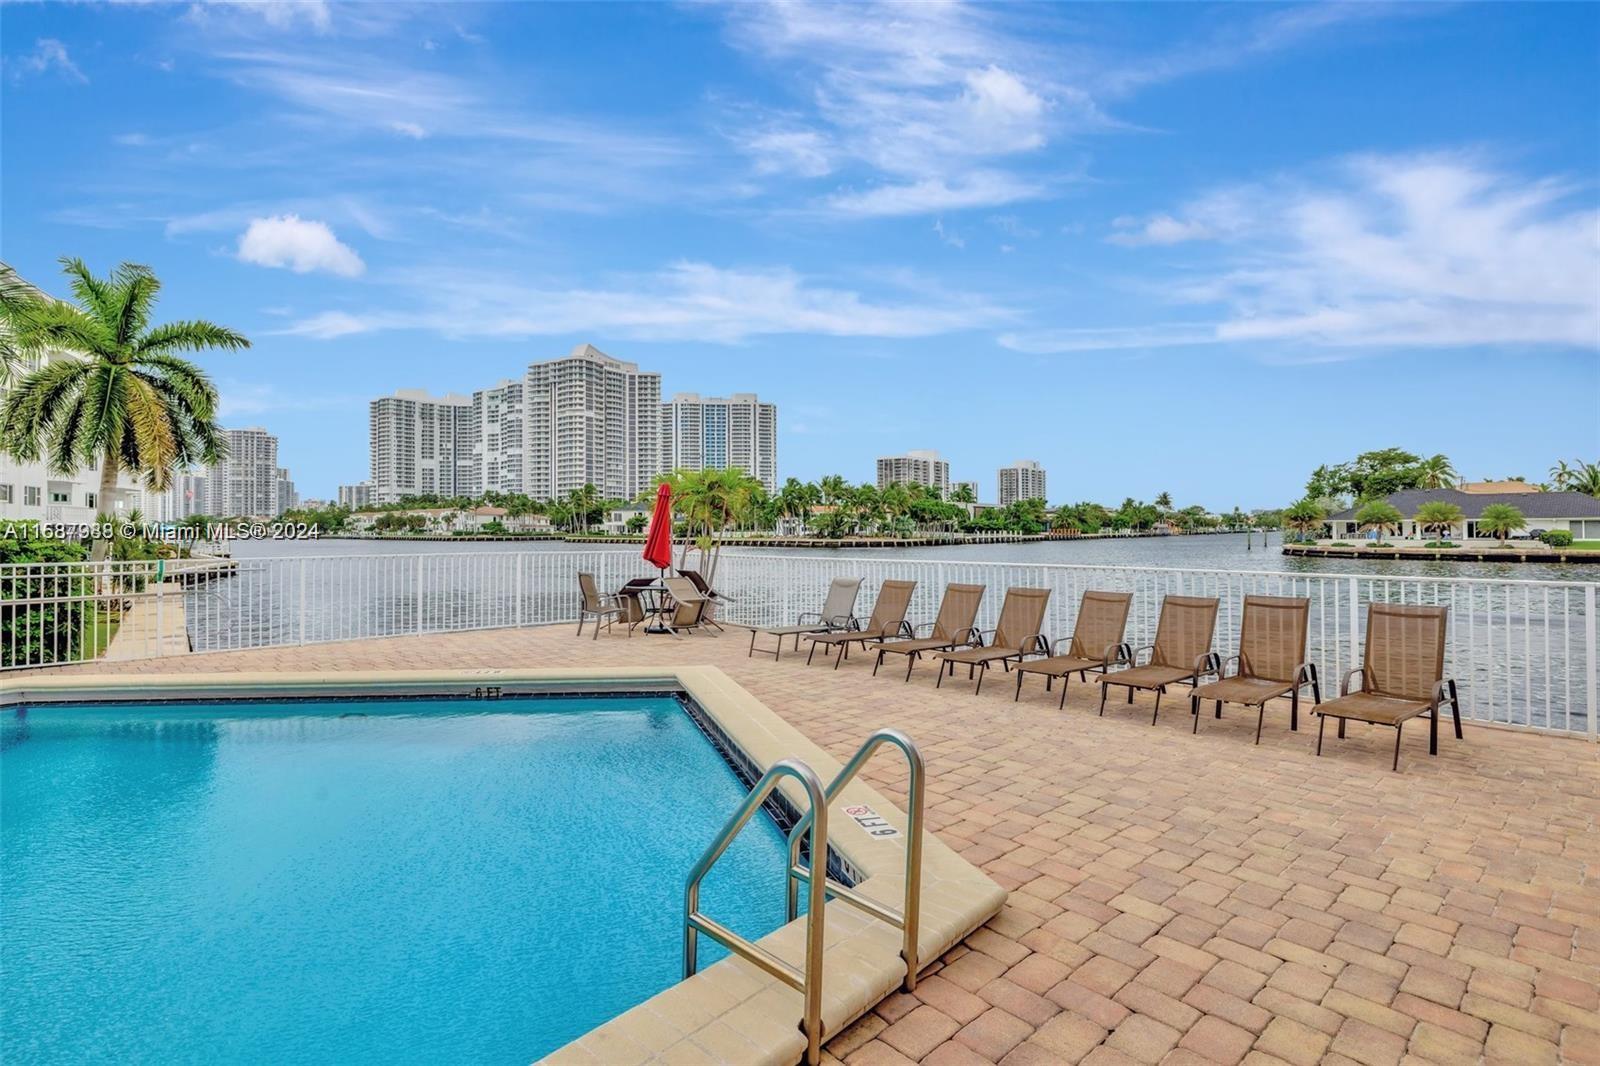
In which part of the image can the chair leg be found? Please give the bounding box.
[592,614,601,640]
[936,661,945,689]
[1290,687,1299,732]
[1316,714,1326,755]
[834,642,846,670]
[1393,722,1403,771]
[975,663,987,695]
[1191,692,1200,734]
[1059,675,1070,711]
[806,640,818,666]
[1337,718,1346,739]
[1126,686,1133,704]
[1151,686,1163,726]
[576,614,586,638]
[873,649,884,677]
[1448,679,1463,739]
[1215,700,1222,719]
[748,630,757,658]
[1099,684,1109,716]
[1429,703,1438,755]
[905,653,918,683]
[1014,668,1024,702]
[1255,704,1265,745]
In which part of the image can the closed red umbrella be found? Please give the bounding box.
[642,482,674,572]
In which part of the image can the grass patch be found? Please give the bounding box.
[1423,541,1461,548]
[1569,541,1600,551]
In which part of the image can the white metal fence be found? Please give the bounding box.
[3,551,1595,738]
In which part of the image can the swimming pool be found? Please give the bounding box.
[1,694,798,1064]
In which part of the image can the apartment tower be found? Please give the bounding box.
[661,392,778,492]
[998,459,1048,507]
[525,344,661,501]
[876,450,951,495]
[368,390,474,504]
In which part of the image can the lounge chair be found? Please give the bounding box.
[1098,595,1220,723]
[1014,590,1133,708]
[1189,595,1320,743]
[677,569,734,631]
[872,583,986,681]
[932,587,1051,694]
[803,579,917,668]
[658,576,711,636]
[1313,603,1462,771]
[576,572,632,640]
[747,577,862,660]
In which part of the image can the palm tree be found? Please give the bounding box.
[1282,499,1326,543]
[1414,501,1465,542]
[950,482,976,505]
[818,474,848,507]
[0,258,249,558]
[1415,454,1459,490]
[1476,503,1527,545]
[1550,459,1600,497]
[1354,500,1403,544]
[1154,491,1173,510]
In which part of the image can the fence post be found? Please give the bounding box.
[415,555,425,635]
[1347,576,1360,676]
[516,554,525,628]
[154,577,164,659]
[298,561,308,645]
[1587,585,1597,742]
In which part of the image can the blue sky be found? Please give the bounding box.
[3,1,1597,506]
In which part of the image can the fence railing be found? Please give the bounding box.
[3,551,1594,738]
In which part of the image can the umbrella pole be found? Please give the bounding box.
[645,565,672,634]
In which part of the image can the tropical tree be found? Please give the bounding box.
[1414,501,1465,542]
[1476,503,1527,545]
[1415,454,1459,490]
[0,258,249,558]
[1154,491,1173,510]
[1550,459,1600,497]
[949,482,976,504]
[1281,499,1326,542]
[1354,500,1403,544]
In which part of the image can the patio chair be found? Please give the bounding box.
[677,568,734,632]
[1189,596,1320,743]
[1313,603,1461,771]
[1098,595,1220,723]
[576,572,630,640]
[932,587,1051,694]
[803,579,917,668]
[658,577,711,636]
[746,577,862,660]
[872,583,986,682]
[1013,590,1133,708]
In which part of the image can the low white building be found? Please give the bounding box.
[1326,484,1600,541]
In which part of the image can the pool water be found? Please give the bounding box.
[1,696,797,1064]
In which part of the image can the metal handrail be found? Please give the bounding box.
[785,728,926,992]
[685,758,829,1066]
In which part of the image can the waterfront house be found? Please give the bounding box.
[1327,482,1600,541]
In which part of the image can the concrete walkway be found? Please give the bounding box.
[103,581,189,661]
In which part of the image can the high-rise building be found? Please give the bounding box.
[208,427,280,517]
[337,482,373,509]
[876,450,951,495]
[274,468,298,514]
[151,471,209,523]
[368,390,474,503]
[661,392,778,492]
[473,379,526,495]
[998,459,1047,507]
[525,344,661,502]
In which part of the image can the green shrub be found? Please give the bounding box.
[1,523,95,667]
[1540,529,1573,547]
[1329,541,1355,547]
[1423,541,1460,549]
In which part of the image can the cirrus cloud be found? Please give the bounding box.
[236,214,365,277]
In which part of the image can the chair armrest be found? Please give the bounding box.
[1022,633,1049,657]
[892,620,915,639]
[1101,642,1132,667]
[796,612,822,624]
[1131,644,1155,666]
[1293,661,1318,687]
[965,627,987,648]
[823,613,854,629]
[1193,652,1221,678]
[1219,654,1241,678]
[1341,667,1365,696]
[1430,679,1452,708]
[912,621,936,636]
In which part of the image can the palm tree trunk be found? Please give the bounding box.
[91,456,120,561]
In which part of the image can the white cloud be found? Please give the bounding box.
[827,172,1044,218]
[10,39,87,84]
[387,120,427,140]
[276,261,1009,343]
[236,214,365,277]
[933,219,965,249]
[1044,153,1600,354]
[217,379,362,417]
[186,1,333,34]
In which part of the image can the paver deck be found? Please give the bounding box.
[33,625,1600,1065]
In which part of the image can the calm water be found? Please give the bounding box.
[232,532,1593,582]
[1,696,792,1064]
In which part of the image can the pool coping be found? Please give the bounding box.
[3,666,1008,1066]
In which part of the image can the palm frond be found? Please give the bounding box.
[124,374,179,489]
[111,262,160,347]
[56,257,121,325]
[129,352,221,420]
[0,357,92,464]
[17,301,114,358]
[134,320,251,357]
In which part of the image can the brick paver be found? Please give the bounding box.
[42,622,1600,1063]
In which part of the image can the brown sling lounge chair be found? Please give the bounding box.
[872,583,985,682]
[932,587,1051,694]
[658,577,711,636]
[1189,595,1320,743]
[1014,590,1133,708]
[1098,595,1220,723]
[747,577,862,660]
[803,579,917,668]
[677,569,733,631]
[1313,603,1461,771]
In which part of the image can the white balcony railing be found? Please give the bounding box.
[2,551,1595,738]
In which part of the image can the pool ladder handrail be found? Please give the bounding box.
[784,728,926,993]
[685,758,829,1066]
